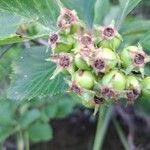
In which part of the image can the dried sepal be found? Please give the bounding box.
[96,23,122,50]
[57,8,78,29]
[79,47,94,65]
[90,48,118,74]
[126,89,140,105]
[100,24,117,40]
[65,79,83,95]
[121,45,150,77]
[125,75,141,105]
[100,86,118,102]
[131,49,149,68]
[46,53,74,79]
[93,96,104,116]
[78,33,95,48]
[48,32,59,51]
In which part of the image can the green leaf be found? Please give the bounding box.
[120,19,150,35]
[7,46,67,100]
[18,109,41,128]
[136,97,150,114]
[0,33,48,46]
[28,121,53,143]
[61,0,96,27]
[0,0,59,29]
[0,11,22,38]
[0,99,16,126]
[139,31,150,50]
[0,47,21,95]
[144,63,150,77]
[52,94,76,118]
[37,94,76,122]
[0,11,27,45]
[94,0,110,25]
[0,11,49,45]
[0,126,14,142]
[119,19,150,45]
[115,0,142,29]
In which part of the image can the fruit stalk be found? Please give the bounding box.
[93,106,112,150]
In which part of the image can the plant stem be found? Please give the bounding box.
[93,106,112,150]
[24,131,30,150]
[113,118,130,150]
[17,130,30,150]
[17,131,24,150]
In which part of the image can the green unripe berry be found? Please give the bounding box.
[99,35,122,50]
[120,46,137,68]
[126,75,141,104]
[59,23,81,35]
[54,36,74,53]
[70,23,81,34]
[100,70,126,101]
[74,71,95,90]
[96,26,122,50]
[55,43,73,53]
[120,45,149,77]
[80,92,95,108]
[126,76,140,89]
[75,54,90,70]
[101,70,126,91]
[141,77,150,99]
[92,48,118,74]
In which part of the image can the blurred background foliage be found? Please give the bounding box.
[0,0,150,150]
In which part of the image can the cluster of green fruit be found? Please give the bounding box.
[47,8,150,114]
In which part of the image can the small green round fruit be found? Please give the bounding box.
[75,54,90,70]
[120,45,148,78]
[125,75,141,104]
[55,42,73,53]
[80,92,95,108]
[120,46,136,68]
[141,77,150,98]
[126,76,140,89]
[99,35,122,50]
[92,48,118,74]
[54,36,74,53]
[101,48,118,69]
[101,70,126,91]
[70,23,81,34]
[74,71,95,90]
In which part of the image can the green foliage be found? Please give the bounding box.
[0,127,15,142]
[94,0,110,25]
[0,100,16,126]
[0,11,22,38]
[120,19,150,45]
[140,31,150,50]
[0,0,59,29]
[28,121,53,143]
[0,0,149,148]
[116,0,142,29]
[0,95,76,143]
[0,11,49,46]
[7,46,67,100]
[19,109,41,128]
